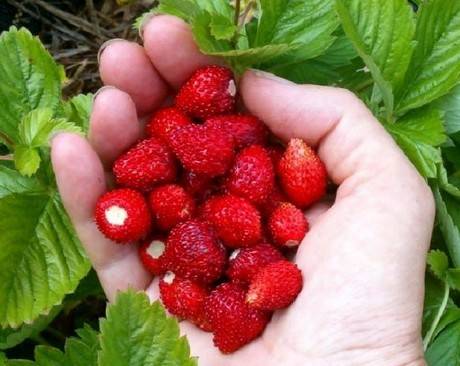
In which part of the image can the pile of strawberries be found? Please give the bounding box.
[95,65,327,353]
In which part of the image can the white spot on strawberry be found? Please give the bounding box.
[285,240,300,247]
[229,249,241,261]
[147,240,165,259]
[105,205,128,226]
[163,271,176,284]
[227,79,237,97]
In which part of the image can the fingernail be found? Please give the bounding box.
[97,38,125,64]
[93,85,117,102]
[138,12,157,40]
[249,69,296,85]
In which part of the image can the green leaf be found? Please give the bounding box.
[63,325,99,366]
[0,166,90,327]
[428,250,450,280]
[7,361,35,366]
[61,94,93,134]
[0,27,63,144]
[13,146,40,177]
[156,0,200,22]
[210,14,237,41]
[434,84,460,135]
[99,290,197,366]
[426,320,460,365]
[447,268,460,291]
[336,0,416,121]
[34,346,65,366]
[397,0,460,114]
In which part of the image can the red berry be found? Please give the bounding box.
[260,184,289,217]
[113,137,177,191]
[164,220,226,284]
[160,272,209,329]
[205,114,268,149]
[148,184,196,231]
[246,260,303,311]
[226,145,275,205]
[227,243,284,285]
[170,124,235,177]
[267,145,284,168]
[204,283,269,353]
[138,237,166,275]
[145,107,192,144]
[201,195,262,248]
[176,65,236,119]
[278,139,327,208]
[181,170,213,195]
[268,203,308,247]
[95,188,151,243]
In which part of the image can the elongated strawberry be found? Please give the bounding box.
[201,194,262,248]
[176,65,236,119]
[268,203,308,247]
[163,220,226,284]
[278,139,327,208]
[226,145,275,205]
[170,124,235,177]
[160,271,210,329]
[148,184,196,231]
[145,107,192,144]
[227,243,284,285]
[138,237,166,275]
[246,260,303,311]
[95,188,151,243]
[113,137,177,191]
[204,283,269,353]
[205,114,268,150]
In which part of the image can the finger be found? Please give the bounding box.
[142,15,220,89]
[89,87,141,168]
[99,40,169,116]
[51,133,152,301]
[304,199,333,227]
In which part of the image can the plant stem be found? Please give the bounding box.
[423,281,449,351]
[0,132,13,147]
[31,334,51,346]
[0,155,13,161]
[234,0,241,26]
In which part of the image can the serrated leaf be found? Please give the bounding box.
[64,325,99,366]
[0,166,90,327]
[336,0,416,120]
[426,320,460,365]
[99,290,196,366]
[397,0,460,114]
[428,250,450,280]
[210,14,237,40]
[13,146,40,177]
[61,94,93,134]
[447,269,460,291]
[34,346,65,366]
[434,84,460,136]
[156,0,199,22]
[0,27,63,145]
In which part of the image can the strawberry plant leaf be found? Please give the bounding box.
[428,250,450,280]
[426,320,460,365]
[447,269,460,291]
[98,290,197,366]
[0,27,64,145]
[396,0,460,115]
[61,94,93,133]
[210,14,237,41]
[34,346,66,366]
[434,85,460,135]
[0,166,90,328]
[13,146,41,177]
[63,325,99,366]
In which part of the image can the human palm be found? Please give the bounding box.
[52,15,434,366]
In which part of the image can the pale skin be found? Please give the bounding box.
[51,15,435,366]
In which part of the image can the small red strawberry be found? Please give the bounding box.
[201,194,262,248]
[278,139,327,208]
[227,243,284,285]
[138,237,166,275]
[267,145,284,168]
[148,184,196,231]
[260,184,289,217]
[160,271,209,329]
[181,170,214,202]
[204,283,269,353]
[268,203,308,247]
[176,65,236,119]
[205,114,268,149]
[145,107,192,144]
[246,260,303,311]
[163,220,226,284]
[113,137,177,191]
[170,124,235,177]
[226,145,275,205]
[95,188,151,243]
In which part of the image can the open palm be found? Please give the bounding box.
[52,15,433,366]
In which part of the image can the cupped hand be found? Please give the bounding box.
[51,15,434,366]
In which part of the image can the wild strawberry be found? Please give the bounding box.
[145,107,192,144]
[201,195,262,248]
[246,260,303,311]
[278,139,327,208]
[227,243,284,286]
[148,184,196,231]
[170,124,235,177]
[138,237,166,275]
[267,145,284,168]
[176,65,236,119]
[268,203,308,247]
[204,283,269,353]
[163,220,226,284]
[205,114,268,149]
[113,137,177,191]
[160,271,209,329]
[181,170,213,198]
[260,184,289,217]
[95,188,151,243]
[226,145,275,205]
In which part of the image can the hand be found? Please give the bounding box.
[51,15,434,366]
